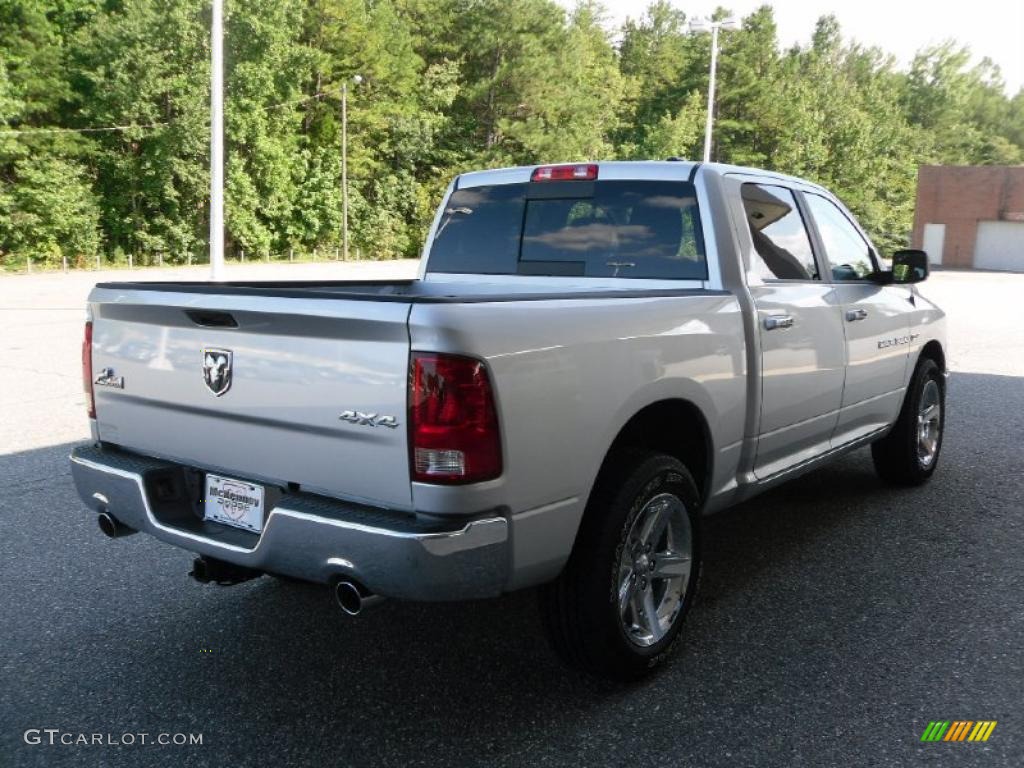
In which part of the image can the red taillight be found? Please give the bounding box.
[531,163,598,182]
[82,320,95,419]
[409,353,502,484]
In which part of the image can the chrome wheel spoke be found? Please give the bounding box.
[616,491,693,648]
[638,499,670,548]
[618,570,636,618]
[641,589,660,639]
[651,551,690,579]
[629,588,646,627]
[916,379,942,467]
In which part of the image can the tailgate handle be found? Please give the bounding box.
[185,310,238,328]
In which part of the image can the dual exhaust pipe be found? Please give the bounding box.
[97,510,136,539]
[99,511,381,614]
[333,580,383,616]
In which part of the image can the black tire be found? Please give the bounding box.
[871,357,945,486]
[539,452,702,681]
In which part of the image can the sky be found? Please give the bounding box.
[557,0,1024,94]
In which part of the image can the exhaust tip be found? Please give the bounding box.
[97,510,134,538]
[191,557,210,583]
[97,511,117,537]
[334,581,364,616]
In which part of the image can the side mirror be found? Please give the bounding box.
[890,249,928,284]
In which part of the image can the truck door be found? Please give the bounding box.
[739,183,848,478]
[801,193,911,446]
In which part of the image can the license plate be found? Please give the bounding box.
[204,473,265,533]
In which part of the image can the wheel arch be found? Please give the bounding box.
[891,339,947,427]
[918,339,946,375]
[592,398,714,507]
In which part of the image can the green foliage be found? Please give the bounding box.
[633,90,704,159]
[67,0,211,262]
[617,0,701,156]
[1,0,1022,268]
[0,154,101,262]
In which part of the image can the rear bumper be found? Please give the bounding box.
[69,444,509,600]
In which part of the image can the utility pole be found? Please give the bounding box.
[340,75,362,261]
[341,81,348,261]
[690,17,739,163]
[209,0,225,280]
[702,23,718,163]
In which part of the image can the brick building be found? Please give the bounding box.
[912,165,1024,271]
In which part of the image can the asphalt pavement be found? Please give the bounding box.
[1,265,1021,767]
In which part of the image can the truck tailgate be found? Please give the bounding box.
[88,286,413,510]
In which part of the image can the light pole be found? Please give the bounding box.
[689,16,739,163]
[341,74,362,261]
[209,0,225,280]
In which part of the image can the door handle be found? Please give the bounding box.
[845,308,868,322]
[763,314,794,331]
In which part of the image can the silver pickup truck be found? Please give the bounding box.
[71,161,946,679]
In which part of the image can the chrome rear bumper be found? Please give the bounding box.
[70,445,509,600]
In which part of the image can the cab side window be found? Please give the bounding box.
[804,194,877,281]
[740,184,819,281]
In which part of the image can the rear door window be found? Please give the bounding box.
[740,184,819,280]
[429,180,706,280]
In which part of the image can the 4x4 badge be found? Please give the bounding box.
[339,410,399,429]
[94,368,124,389]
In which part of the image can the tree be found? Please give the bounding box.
[0,154,102,263]
[713,5,782,166]
[499,2,623,162]
[0,0,102,265]
[900,42,1023,164]
[1,0,1022,269]
[69,0,210,263]
[617,0,701,157]
[635,90,704,159]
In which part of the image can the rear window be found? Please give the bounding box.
[427,180,706,280]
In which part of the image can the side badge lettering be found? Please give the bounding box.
[339,410,400,429]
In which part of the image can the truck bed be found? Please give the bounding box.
[94,278,718,303]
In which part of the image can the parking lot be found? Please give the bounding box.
[1,265,1021,767]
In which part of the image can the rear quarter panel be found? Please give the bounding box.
[409,292,747,587]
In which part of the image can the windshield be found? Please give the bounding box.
[428,180,707,280]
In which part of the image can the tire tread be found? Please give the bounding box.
[872,357,944,486]
[539,450,700,680]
